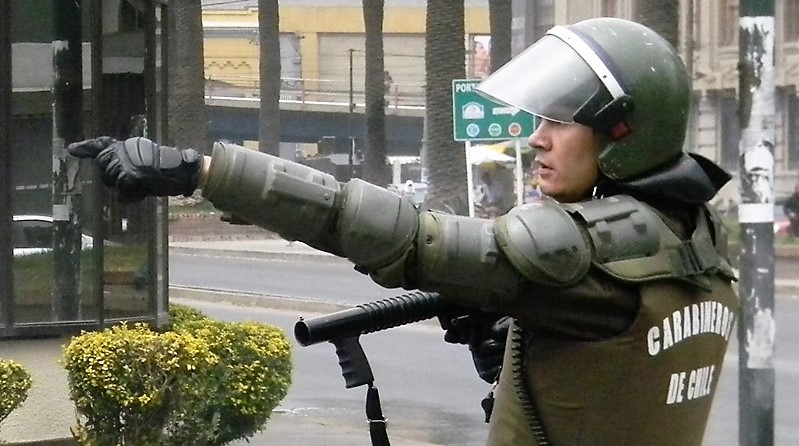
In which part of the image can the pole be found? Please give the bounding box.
[52,0,83,320]
[737,1,776,445]
[683,0,696,150]
[348,48,355,180]
[514,139,523,205]
[465,141,475,217]
[0,0,13,332]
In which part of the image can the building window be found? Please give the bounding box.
[785,0,799,42]
[719,94,740,170]
[789,93,799,169]
[719,0,739,47]
[533,0,555,40]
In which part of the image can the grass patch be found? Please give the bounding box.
[13,244,147,300]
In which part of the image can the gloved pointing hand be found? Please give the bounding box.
[67,137,204,203]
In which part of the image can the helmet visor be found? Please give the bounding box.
[476,34,603,123]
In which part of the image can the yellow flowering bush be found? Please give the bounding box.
[171,319,292,444]
[63,305,292,445]
[63,323,219,445]
[0,359,32,424]
[167,303,209,327]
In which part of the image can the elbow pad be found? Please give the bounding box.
[413,212,523,308]
[336,179,419,273]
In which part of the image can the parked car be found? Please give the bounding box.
[12,215,93,257]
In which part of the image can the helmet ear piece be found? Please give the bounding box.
[573,91,635,141]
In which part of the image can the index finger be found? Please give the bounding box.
[67,136,117,158]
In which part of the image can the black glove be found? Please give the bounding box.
[67,136,203,203]
[439,309,510,383]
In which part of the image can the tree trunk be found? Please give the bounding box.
[634,0,680,48]
[489,0,513,72]
[423,0,468,215]
[362,0,390,185]
[259,0,281,157]
[167,0,208,151]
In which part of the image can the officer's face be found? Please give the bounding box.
[528,119,601,203]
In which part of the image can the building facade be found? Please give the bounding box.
[201,0,490,102]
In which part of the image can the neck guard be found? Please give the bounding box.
[599,153,731,204]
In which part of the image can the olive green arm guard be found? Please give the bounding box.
[199,142,533,310]
[201,142,418,269]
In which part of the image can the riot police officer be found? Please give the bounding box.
[69,17,738,446]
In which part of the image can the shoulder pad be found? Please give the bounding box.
[561,195,661,264]
[493,199,591,286]
[565,196,735,286]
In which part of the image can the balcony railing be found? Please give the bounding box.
[205,75,427,110]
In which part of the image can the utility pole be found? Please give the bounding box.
[683,0,696,150]
[348,48,355,180]
[737,1,776,445]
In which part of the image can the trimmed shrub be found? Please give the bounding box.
[167,303,210,327]
[0,359,32,425]
[170,319,292,444]
[63,323,219,445]
[63,308,292,446]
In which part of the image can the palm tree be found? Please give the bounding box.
[422,0,468,215]
[361,0,390,186]
[167,0,208,151]
[488,0,512,72]
[259,0,281,157]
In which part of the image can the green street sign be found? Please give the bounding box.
[452,79,538,142]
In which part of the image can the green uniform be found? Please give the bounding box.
[488,246,738,445]
[199,142,738,446]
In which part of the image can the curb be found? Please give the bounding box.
[2,440,75,446]
[169,286,353,315]
[169,247,348,264]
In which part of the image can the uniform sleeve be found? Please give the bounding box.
[506,268,641,341]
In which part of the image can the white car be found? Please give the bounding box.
[12,215,93,257]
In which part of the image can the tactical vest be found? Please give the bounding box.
[485,202,739,446]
